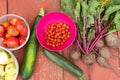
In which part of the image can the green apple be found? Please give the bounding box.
[0,76,5,80]
[0,65,5,76]
[5,63,16,75]
[0,51,9,65]
[5,74,14,80]
[0,49,5,52]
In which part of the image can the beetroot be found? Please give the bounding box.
[99,47,112,58]
[82,52,96,65]
[105,33,119,48]
[70,50,81,60]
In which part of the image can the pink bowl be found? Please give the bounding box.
[36,12,76,51]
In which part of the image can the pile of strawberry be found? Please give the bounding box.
[0,18,28,48]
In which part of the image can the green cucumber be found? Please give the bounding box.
[42,48,86,80]
[20,8,45,80]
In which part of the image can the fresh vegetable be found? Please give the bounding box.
[1,21,10,29]
[0,51,9,65]
[6,37,19,48]
[20,26,28,37]
[105,33,118,48]
[15,19,24,32]
[5,74,15,80]
[82,52,96,65]
[70,50,81,60]
[0,65,5,76]
[95,39,105,49]
[0,48,17,80]
[97,56,119,77]
[5,63,16,75]
[7,25,19,37]
[44,22,70,47]
[97,56,111,68]
[2,38,7,46]
[61,0,120,78]
[5,33,11,39]
[0,33,4,38]
[0,24,5,38]
[81,52,96,80]
[9,18,18,25]
[18,36,25,45]
[0,17,28,48]
[61,0,120,54]
[42,48,86,80]
[99,47,112,58]
[20,8,45,80]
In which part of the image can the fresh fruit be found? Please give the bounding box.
[1,21,10,29]
[20,8,44,80]
[0,65,5,76]
[5,74,14,80]
[20,26,28,36]
[0,24,5,38]
[7,25,19,37]
[5,63,16,75]
[0,51,9,65]
[2,38,7,46]
[6,37,19,48]
[42,48,86,80]
[0,33,4,38]
[0,49,4,52]
[0,76,5,80]
[44,22,70,47]
[18,36,25,45]
[9,18,18,25]
[0,25,5,34]
[0,48,17,80]
[15,19,24,32]
[5,33,11,39]
[0,17,28,48]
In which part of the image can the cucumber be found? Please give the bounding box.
[42,48,86,80]
[20,8,45,80]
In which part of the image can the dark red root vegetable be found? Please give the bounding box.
[97,56,110,68]
[95,39,105,49]
[105,32,120,75]
[70,50,81,60]
[82,52,96,65]
[82,52,96,80]
[77,22,112,54]
[97,56,120,77]
[99,47,112,58]
[105,33,119,48]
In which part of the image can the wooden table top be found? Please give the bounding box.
[0,0,120,80]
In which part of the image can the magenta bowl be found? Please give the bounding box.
[36,12,76,51]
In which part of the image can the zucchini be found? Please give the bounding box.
[20,8,45,80]
[42,48,86,80]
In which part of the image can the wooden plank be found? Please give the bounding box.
[62,43,79,80]
[90,44,120,80]
[0,0,7,16]
[2,0,119,80]
[7,0,62,80]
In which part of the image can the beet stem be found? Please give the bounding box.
[98,18,101,32]
[77,30,86,54]
[88,22,112,53]
[77,39,86,54]
[83,18,87,51]
[94,18,97,36]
